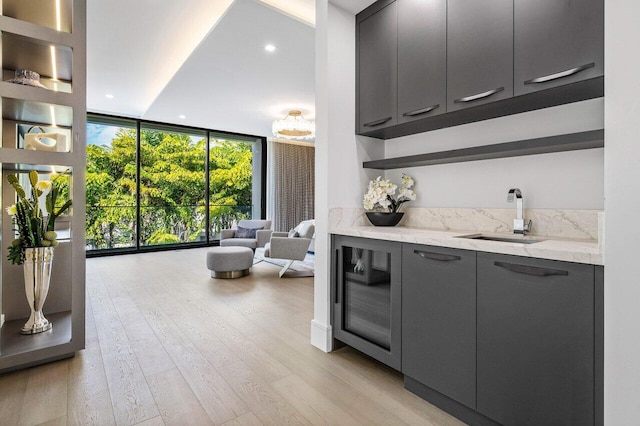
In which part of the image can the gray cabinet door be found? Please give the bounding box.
[447,0,513,112]
[357,2,397,133]
[397,0,446,124]
[514,0,604,97]
[402,244,476,409]
[477,253,595,426]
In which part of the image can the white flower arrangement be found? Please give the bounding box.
[363,173,416,213]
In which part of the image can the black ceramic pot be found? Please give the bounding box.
[365,212,404,227]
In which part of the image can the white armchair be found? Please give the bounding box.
[264,221,315,277]
[220,219,272,250]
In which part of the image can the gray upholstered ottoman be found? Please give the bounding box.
[206,246,254,278]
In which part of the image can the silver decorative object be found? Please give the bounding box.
[7,69,47,88]
[21,247,54,334]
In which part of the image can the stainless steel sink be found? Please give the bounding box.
[457,234,544,244]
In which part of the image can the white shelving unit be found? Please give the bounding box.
[0,0,85,372]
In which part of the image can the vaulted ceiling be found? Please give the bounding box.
[87,0,315,137]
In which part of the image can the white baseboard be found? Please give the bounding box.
[310,319,333,352]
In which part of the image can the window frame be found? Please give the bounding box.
[85,113,267,257]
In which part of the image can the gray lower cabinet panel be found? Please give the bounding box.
[402,244,476,409]
[476,252,595,426]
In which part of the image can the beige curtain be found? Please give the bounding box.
[270,141,315,232]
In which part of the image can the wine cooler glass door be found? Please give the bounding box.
[342,246,392,349]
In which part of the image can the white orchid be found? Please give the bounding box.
[363,173,417,212]
[6,204,17,216]
[402,173,414,189]
[399,188,417,201]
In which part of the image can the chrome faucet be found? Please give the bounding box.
[507,188,532,235]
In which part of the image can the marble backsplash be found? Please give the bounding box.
[330,207,602,241]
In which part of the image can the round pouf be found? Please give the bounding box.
[206,246,254,279]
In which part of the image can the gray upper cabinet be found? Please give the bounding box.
[357,1,397,133]
[514,0,604,97]
[397,0,446,124]
[447,0,513,112]
[402,244,476,409]
[356,0,603,139]
[477,253,595,426]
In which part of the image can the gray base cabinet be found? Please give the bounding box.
[402,244,476,409]
[477,252,595,426]
[331,235,603,426]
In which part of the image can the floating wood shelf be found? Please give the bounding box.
[362,129,604,170]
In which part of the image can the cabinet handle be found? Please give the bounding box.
[414,250,461,262]
[335,248,340,304]
[363,117,392,127]
[454,87,504,104]
[524,62,595,85]
[494,261,568,277]
[403,104,440,117]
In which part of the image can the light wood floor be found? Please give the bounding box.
[0,248,464,426]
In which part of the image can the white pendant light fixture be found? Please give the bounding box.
[272,110,315,140]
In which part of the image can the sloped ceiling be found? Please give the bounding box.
[87,0,315,138]
[330,0,376,15]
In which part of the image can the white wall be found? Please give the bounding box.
[385,99,604,209]
[312,0,330,351]
[313,0,383,351]
[324,5,383,210]
[604,0,640,423]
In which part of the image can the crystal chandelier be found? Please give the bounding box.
[272,110,315,140]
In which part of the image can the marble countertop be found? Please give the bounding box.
[331,226,603,265]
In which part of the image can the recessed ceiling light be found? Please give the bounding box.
[179,115,186,119]
[264,44,276,52]
[105,94,114,99]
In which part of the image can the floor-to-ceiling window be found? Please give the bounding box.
[86,114,265,254]
[208,134,255,239]
[86,116,138,250]
[139,124,207,247]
